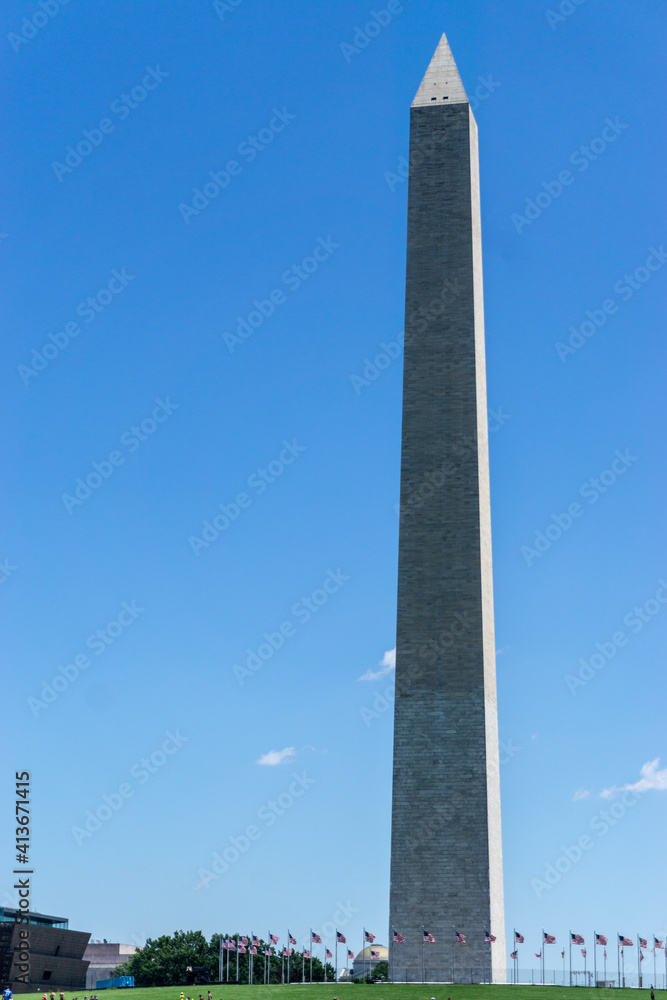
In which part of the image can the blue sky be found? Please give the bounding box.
[2,0,666,976]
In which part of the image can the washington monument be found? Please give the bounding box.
[389,35,506,983]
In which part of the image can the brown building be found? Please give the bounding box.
[0,908,90,993]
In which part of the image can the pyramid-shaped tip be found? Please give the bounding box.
[412,33,468,108]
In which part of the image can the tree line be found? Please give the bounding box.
[114,931,335,986]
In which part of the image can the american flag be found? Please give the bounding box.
[228,939,236,952]
[581,949,586,958]
[311,932,322,944]
[251,946,257,956]
[237,945,247,955]
[640,952,645,962]
[336,931,346,944]
[284,949,293,958]
[515,931,524,943]
[270,933,279,945]
[240,936,249,946]
[571,933,584,945]
[654,937,665,949]
[596,934,608,946]
[370,950,379,960]
[535,952,541,959]
[619,935,633,947]
[252,935,260,946]
[393,931,405,944]
[544,933,556,944]
[365,931,375,943]
[485,932,496,943]
[454,931,466,944]
[604,951,607,960]
[289,933,297,945]
[652,949,656,957]
[561,951,565,959]
[264,948,272,957]
[326,949,333,960]
[639,938,648,949]
[510,951,518,961]
[423,930,435,943]
[304,950,311,960]
[347,950,355,960]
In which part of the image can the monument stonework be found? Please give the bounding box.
[389,34,506,983]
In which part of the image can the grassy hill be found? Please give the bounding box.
[15,985,665,1000]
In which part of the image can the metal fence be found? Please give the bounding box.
[389,967,667,987]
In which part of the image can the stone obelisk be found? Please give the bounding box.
[388,34,505,984]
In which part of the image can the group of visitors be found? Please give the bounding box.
[40,992,98,1000]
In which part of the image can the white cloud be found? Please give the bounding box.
[256,747,296,766]
[358,647,396,682]
[572,787,591,801]
[600,758,667,799]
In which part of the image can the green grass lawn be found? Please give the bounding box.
[15,986,667,1000]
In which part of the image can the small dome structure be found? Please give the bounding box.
[351,945,388,978]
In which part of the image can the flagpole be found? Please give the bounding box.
[218,934,223,984]
[604,947,607,984]
[584,946,587,984]
[302,947,305,986]
[287,930,290,984]
[236,935,239,983]
[226,940,229,983]
[569,930,572,988]
[310,930,313,984]
[335,936,338,985]
[622,945,625,988]
[420,926,424,985]
[617,935,620,989]
[324,942,327,984]
[637,933,640,990]
[593,932,597,988]
[364,928,367,984]
[390,934,393,985]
